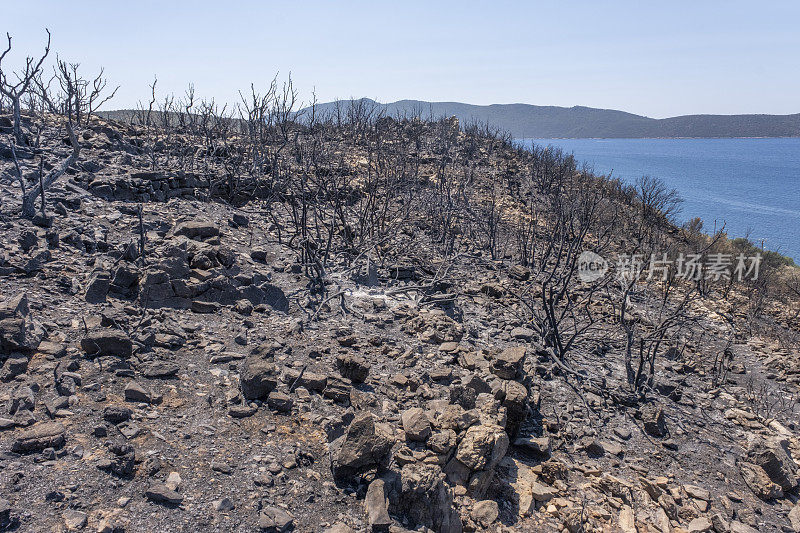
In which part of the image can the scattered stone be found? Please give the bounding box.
[174,221,219,240]
[739,461,783,500]
[471,500,499,528]
[259,506,294,532]
[240,357,278,400]
[267,391,293,413]
[124,381,156,403]
[85,271,111,303]
[103,405,132,424]
[641,405,667,437]
[145,483,183,505]
[687,517,713,533]
[336,353,370,383]
[746,435,798,492]
[397,462,461,533]
[213,497,235,512]
[81,330,133,358]
[491,346,526,380]
[11,422,65,453]
[513,436,551,458]
[63,509,87,530]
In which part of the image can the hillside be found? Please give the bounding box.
[1,103,800,532]
[303,99,800,138]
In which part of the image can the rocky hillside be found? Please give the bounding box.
[1,109,800,533]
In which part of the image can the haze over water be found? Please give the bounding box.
[521,137,800,262]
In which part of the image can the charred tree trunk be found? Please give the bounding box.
[21,122,80,218]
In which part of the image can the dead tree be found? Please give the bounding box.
[21,120,80,218]
[21,75,81,218]
[85,68,119,125]
[0,29,51,145]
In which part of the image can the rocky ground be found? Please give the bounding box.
[1,115,800,532]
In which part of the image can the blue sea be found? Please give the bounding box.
[520,138,800,262]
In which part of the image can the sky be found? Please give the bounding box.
[3,1,799,118]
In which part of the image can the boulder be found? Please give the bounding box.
[336,353,370,383]
[641,405,667,438]
[491,346,526,380]
[448,423,509,497]
[396,462,462,533]
[81,330,133,358]
[365,479,392,531]
[746,436,798,492]
[240,357,278,400]
[259,506,294,532]
[11,422,65,453]
[331,412,393,481]
[174,221,219,240]
[401,408,432,442]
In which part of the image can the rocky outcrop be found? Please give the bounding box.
[331,412,394,482]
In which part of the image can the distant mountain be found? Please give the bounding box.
[304,99,800,138]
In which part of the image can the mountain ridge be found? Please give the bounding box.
[303,98,800,138]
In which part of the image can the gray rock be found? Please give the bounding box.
[81,330,132,358]
[213,497,235,512]
[0,295,42,353]
[322,524,354,533]
[471,500,499,528]
[85,270,111,303]
[228,404,257,418]
[191,300,220,314]
[124,381,155,403]
[513,436,551,457]
[145,482,183,505]
[322,375,352,403]
[267,391,293,413]
[1,356,28,380]
[501,380,529,437]
[240,357,278,400]
[508,265,530,281]
[141,361,180,378]
[365,478,392,531]
[174,221,219,240]
[259,506,294,532]
[401,408,431,442]
[331,412,393,481]
[336,353,369,383]
[491,346,526,380]
[396,462,461,533]
[11,422,65,453]
[103,405,132,424]
[641,405,667,438]
[746,436,798,492]
[449,423,509,498]
[739,461,783,500]
[63,509,87,530]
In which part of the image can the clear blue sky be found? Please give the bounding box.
[5,1,799,118]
